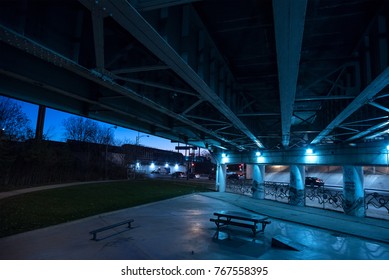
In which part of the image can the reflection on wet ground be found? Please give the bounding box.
[0,193,389,260]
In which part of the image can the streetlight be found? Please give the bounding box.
[135,132,149,145]
[134,132,149,173]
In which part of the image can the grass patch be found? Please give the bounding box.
[0,179,213,238]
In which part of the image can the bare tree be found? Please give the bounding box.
[0,96,33,141]
[62,116,115,144]
[62,116,97,142]
[95,125,116,145]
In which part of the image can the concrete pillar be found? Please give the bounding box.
[216,164,227,192]
[215,164,220,191]
[342,166,364,217]
[35,105,46,141]
[289,165,305,206]
[252,164,265,199]
[245,164,253,179]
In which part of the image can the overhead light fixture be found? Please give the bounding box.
[221,153,229,164]
[306,147,314,155]
[256,151,261,157]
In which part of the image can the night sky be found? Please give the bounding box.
[14,98,179,152]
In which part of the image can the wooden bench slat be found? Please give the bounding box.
[210,218,257,229]
[214,211,268,222]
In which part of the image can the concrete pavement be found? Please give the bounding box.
[1,191,389,260]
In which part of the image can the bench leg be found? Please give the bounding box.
[212,221,223,239]
[215,222,220,238]
[91,233,97,241]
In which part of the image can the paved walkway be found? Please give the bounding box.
[1,191,389,260]
[0,180,122,200]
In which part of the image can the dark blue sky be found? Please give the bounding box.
[15,98,179,151]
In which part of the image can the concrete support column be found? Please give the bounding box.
[342,166,365,217]
[35,105,46,141]
[252,164,265,199]
[216,164,227,192]
[289,165,305,206]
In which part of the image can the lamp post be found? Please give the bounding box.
[135,132,149,145]
[134,132,149,173]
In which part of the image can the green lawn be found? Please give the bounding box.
[0,179,213,238]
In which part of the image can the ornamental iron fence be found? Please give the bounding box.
[226,178,253,196]
[305,185,344,213]
[263,181,290,203]
[225,179,389,220]
[365,189,389,220]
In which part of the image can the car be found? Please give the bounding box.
[208,173,216,180]
[171,171,185,178]
[305,177,324,187]
[188,173,200,179]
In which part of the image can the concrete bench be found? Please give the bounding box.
[89,219,134,241]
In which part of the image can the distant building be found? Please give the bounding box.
[121,144,186,175]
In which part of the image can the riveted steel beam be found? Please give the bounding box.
[311,66,389,144]
[80,0,263,150]
[272,0,307,148]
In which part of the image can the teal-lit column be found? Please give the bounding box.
[289,165,305,206]
[342,166,364,217]
[215,164,220,191]
[252,164,265,199]
[216,164,227,192]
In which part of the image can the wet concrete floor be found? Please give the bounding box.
[1,192,389,260]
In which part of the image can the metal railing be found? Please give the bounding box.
[225,179,389,220]
[305,185,344,212]
[365,189,389,220]
[226,179,253,196]
[263,181,290,203]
